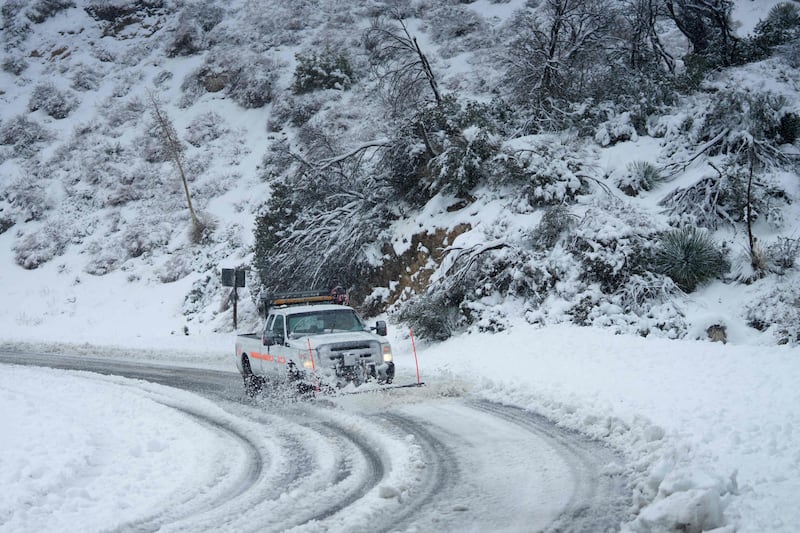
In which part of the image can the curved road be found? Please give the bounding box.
[0,350,631,532]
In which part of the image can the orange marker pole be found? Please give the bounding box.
[409,327,421,385]
[307,338,319,394]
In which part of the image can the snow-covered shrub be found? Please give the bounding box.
[594,112,638,147]
[696,90,797,161]
[182,51,278,109]
[615,272,682,315]
[84,253,120,276]
[776,110,800,145]
[616,160,664,196]
[567,202,661,293]
[292,48,354,93]
[2,55,27,75]
[745,272,800,345]
[5,176,52,222]
[84,0,164,23]
[777,40,800,68]
[228,61,276,109]
[751,2,800,52]
[166,1,223,57]
[26,0,74,23]
[430,124,500,199]
[0,115,52,158]
[187,211,217,245]
[71,64,103,91]
[653,227,728,292]
[0,215,13,235]
[764,237,800,273]
[728,243,768,284]
[395,288,463,341]
[102,97,145,131]
[659,163,785,230]
[495,135,594,207]
[13,224,70,269]
[531,205,574,249]
[745,276,800,344]
[185,111,228,147]
[428,5,482,41]
[385,97,508,203]
[269,91,330,129]
[157,253,193,283]
[28,82,77,119]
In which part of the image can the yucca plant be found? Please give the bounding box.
[654,227,728,292]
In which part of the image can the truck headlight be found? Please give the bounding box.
[382,344,393,363]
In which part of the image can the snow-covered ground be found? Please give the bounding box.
[2,317,799,532]
[0,365,250,531]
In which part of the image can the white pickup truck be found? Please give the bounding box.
[235,290,395,395]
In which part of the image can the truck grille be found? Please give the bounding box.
[324,341,379,362]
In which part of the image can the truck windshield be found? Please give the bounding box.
[287,309,366,337]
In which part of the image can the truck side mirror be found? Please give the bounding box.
[262,334,273,346]
[375,320,387,336]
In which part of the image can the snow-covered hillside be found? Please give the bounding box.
[1,0,798,347]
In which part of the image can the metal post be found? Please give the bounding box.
[232,285,238,331]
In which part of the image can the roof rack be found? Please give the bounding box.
[260,287,348,315]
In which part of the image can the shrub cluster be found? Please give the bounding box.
[385,97,508,204]
[395,288,464,341]
[166,1,223,57]
[28,82,77,119]
[745,276,800,345]
[292,49,354,93]
[0,115,52,158]
[2,55,27,75]
[495,135,593,207]
[26,0,74,23]
[182,51,277,109]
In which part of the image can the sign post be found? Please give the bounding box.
[221,268,246,330]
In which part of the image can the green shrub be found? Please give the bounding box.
[396,291,462,341]
[618,161,663,196]
[654,227,728,292]
[532,205,574,249]
[777,112,799,145]
[753,2,800,50]
[292,49,354,94]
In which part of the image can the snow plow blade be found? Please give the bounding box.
[337,382,426,396]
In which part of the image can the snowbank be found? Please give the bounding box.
[389,321,800,532]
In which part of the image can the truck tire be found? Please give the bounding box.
[241,355,264,397]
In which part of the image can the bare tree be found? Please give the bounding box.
[364,11,441,116]
[504,0,617,117]
[664,0,738,65]
[148,91,206,241]
[619,0,675,72]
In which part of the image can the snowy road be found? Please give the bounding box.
[0,351,630,532]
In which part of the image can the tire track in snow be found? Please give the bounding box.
[469,399,632,532]
[114,400,264,533]
[373,412,459,533]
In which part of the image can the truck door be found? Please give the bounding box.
[266,314,289,373]
[253,315,275,374]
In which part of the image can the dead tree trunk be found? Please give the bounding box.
[148,91,202,237]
